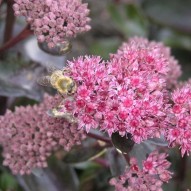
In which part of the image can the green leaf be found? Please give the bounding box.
[108,3,148,37]
[170,48,191,80]
[157,28,191,51]
[89,37,121,60]
[108,4,124,25]
[163,180,176,191]
[142,0,191,34]
[124,4,145,25]
[0,172,18,190]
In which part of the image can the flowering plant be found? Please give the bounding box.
[0,0,191,190]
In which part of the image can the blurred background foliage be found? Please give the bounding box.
[0,0,191,190]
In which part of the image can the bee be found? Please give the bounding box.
[37,67,77,96]
[47,108,77,123]
[47,99,77,123]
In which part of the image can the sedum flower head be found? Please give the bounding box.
[0,94,86,175]
[105,37,171,142]
[165,84,191,156]
[110,151,172,191]
[13,0,91,47]
[63,38,180,143]
[61,37,180,143]
[58,37,180,144]
[62,55,108,132]
[116,37,182,89]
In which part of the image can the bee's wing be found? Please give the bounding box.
[37,76,51,87]
[47,66,59,74]
[42,61,60,74]
[44,62,69,75]
[47,108,77,123]
[47,66,70,76]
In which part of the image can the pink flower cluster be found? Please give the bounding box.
[107,37,170,142]
[0,94,86,175]
[110,151,172,191]
[116,37,181,89]
[165,85,191,156]
[13,0,91,47]
[63,56,109,132]
[60,37,182,143]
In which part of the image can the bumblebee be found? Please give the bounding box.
[47,99,77,123]
[47,108,76,123]
[38,68,77,96]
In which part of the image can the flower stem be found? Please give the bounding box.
[3,0,15,43]
[0,24,33,53]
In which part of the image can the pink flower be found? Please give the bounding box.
[110,151,172,191]
[116,37,181,89]
[13,0,91,47]
[0,94,86,175]
[59,37,180,143]
[105,37,171,142]
[63,56,109,132]
[165,85,191,156]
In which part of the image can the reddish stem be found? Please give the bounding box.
[3,0,15,43]
[87,132,112,144]
[0,0,2,6]
[0,24,33,53]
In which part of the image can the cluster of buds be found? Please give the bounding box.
[13,0,91,47]
[0,95,86,174]
[165,85,191,156]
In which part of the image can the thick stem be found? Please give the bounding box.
[87,132,112,144]
[0,25,32,53]
[3,0,15,43]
